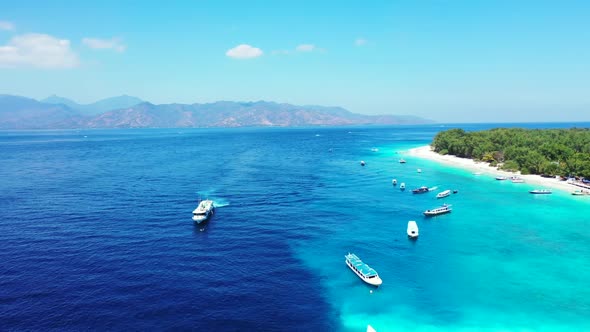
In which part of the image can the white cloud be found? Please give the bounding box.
[296,44,315,52]
[355,38,368,46]
[82,37,126,52]
[0,33,79,69]
[226,44,263,59]
[0,21,14,31]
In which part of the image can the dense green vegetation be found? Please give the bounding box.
[431,128,590,178]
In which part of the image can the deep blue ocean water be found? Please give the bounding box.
[1,123,589,331]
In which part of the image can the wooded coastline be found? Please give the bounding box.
[431,128,590,178]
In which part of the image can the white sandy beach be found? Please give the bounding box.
[407,145,590,196]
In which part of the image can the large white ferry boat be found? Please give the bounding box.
[192,200,215,223]
[345,253,382,286]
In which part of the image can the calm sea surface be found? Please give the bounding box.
[1,123,589,331]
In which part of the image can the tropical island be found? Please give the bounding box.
[431,128,590,178]
[408,128,590,195]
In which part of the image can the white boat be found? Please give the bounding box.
[360,160,366,166]
[345,253,382,286]
[407,221,419,238]
[400,182,406,190]
[392,179,397,186]
[436,189,451,199]
[572,190,590,196]
[371,147,379,152]
[417,168,422,173]
[367,325,377,332]
[529,189,552,194]
[192,200,215,223]
[511,176,524,183]
[474,172,482,175]
[424,204,452,216]
[495,176,507,180]
[399,159,406,164]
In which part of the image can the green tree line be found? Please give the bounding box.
[431,128,590,178]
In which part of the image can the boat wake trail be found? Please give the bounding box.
[213,198,230,208]
[196,190,230,208]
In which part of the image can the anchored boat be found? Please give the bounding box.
[424,204,452,216]
[345,253,382,286]
[392,179,397,186]
[511,176,524,183]
[436,189,451,199]
[530,189,552,194]
[407,221,419,238]
[192,200,215,223]
[400,182,406,190]
[412,186,429,194]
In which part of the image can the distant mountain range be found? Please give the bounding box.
[41,94,144,116]
[0,94,433,129]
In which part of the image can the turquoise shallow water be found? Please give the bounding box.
[292,139,590,331]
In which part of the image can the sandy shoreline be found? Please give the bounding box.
[407,145,590,196]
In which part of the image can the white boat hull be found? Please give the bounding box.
[192,214,210,224]
[424,205,452,216]
[424,210,451,216]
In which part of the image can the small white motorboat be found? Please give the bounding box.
[360,160,366,166]
[367,325,377,332]
[417,168,422,173]
[511,176,524,183]
[392,179,397,186]
[371,147,379,152]
[407,221,419,238]
[436,189,451,199]
[399,159,406,164]
[495,176,507,180]
[530,189,552,194]
[400,182,406,190]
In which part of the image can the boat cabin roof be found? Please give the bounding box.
[345,253,379,277]
[426,204,452,211]
[193,200,213,213]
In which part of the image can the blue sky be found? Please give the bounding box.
[0,0,589,122]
